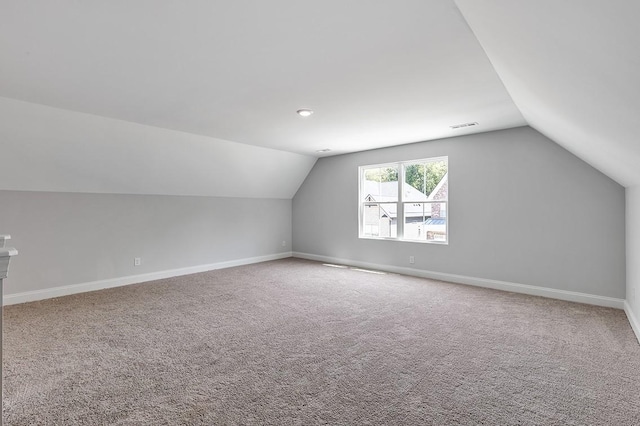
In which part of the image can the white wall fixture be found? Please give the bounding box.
[0,242,18,279]
[0,235,18,278]
[0,234,18,404]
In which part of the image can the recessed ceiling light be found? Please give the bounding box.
[316,148,331,153]
[297,109,314,117]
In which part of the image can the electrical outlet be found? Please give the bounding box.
[134,257,141,266]
[409,256,415,264]
[282,240,287,247]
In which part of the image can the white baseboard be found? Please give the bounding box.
[3,252,292,306]
[624,302,640,344]
[293,252,625,309]
[6,250,628,315]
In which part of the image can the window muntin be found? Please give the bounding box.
[359,157,448,243]
[403,159,448,200]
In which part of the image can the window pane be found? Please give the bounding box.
[362,166,399,202]
[362,203,398,238]
[403,202,447,242]
[403,160,448,201]
[359,157,448,244]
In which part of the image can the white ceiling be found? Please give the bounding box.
[0,0,525,157]
[455,0,640,187]
[1,0,638,195]
[0,97,317,198]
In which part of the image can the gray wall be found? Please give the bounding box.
[626,186,640,320]
[293,127,626,298]
[0,191,291,296]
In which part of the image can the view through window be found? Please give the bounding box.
[359,157,448,243]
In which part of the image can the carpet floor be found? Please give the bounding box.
[3,258,640,425]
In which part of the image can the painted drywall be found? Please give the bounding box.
[626,186,640,329]
[293,127,625,299]
[455,0,640,188]
[0,190,291,297]
[0,2,525,156]
[0,97,316,198]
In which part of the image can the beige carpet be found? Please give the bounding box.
[3,258,640,425]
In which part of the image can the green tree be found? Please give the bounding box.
[364,167,398,183]
[405,161,447,196]
[364,162,446,197]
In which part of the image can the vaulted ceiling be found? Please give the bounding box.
[455,0,640,188]
[1,1,638,197]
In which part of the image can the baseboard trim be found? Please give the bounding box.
[6,251,627,313]
[3,252,293,306]
[624,302,640,344]
[293,252,625,309]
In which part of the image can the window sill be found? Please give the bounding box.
[358,236,448,245]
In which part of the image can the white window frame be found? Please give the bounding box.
[358,156,448,244]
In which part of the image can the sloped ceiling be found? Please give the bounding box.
[1,1,636,197]
[0,1,523,157]
[0,97,316,199]
[455,0,640,187]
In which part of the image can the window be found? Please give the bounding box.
[359,157,448,243]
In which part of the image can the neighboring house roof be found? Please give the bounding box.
[364,180,429,202]
[364,175,448,218]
